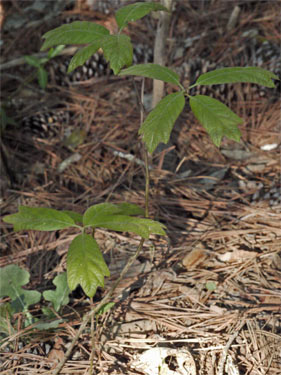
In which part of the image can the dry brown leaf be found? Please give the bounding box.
[182,243,208,269]
[48,336,65,368]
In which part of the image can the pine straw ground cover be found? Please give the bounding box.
[0,1,280,374]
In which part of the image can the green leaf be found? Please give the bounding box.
[83,203,165,238]
[83,203,143,226]
[115,2,168,30]
[115,202,145,216]
[62,210,83,224]
[0,303,12,320]
[0,265,41,313]
[47,44,65,59]
[139,91,185,154]
[101,34,132,74]
[0,303,14,337]
[24,55,41,68]
[96,302,115,316]
[83,203,125,225]
[193,67,279,88]
[86,214,166,239]
[95,215,166,239]
[189,95,242,147]
[41,21,109,51]
[63,129,86,148]
[67,233,110,298]
[43,273,70,312]
[119,63,181,85]
[38,57,49,65]
[37,67,48,89]
[68,42,100,73]
[33,319,63,330]
[206,281,217,291]
[83,202,144,226]
[3,206,76,231]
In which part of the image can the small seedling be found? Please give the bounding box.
[24,45,65,89]
[0,265,70,341]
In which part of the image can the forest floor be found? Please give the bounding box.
[1,1,280,374]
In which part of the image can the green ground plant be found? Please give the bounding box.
[0,264,68,345]
[2,2,279,372]
[24,44,65,89]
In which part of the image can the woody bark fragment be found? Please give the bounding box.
[152,0,173,108]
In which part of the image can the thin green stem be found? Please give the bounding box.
[138,78,150,219]
[188,83,198,90]
[144,149,150,219]
[178,82,185,91]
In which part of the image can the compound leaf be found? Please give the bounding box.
[68,42,100,73]
[190,95,242,147]
[139,91,185,154]
[119,63,181,86]
[194,67,279,88]
[100,34,132,74]
[0,265,41,313]
[67,233,110,298]
[43,272,70,312]
[41,21,109,50]
[116,2,168,30]
[3,206,75,231]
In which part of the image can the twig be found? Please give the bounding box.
[152,0,173,108]
[216,318,246,375]
[227,6,241,31]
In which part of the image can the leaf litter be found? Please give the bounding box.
[0,1,280,374]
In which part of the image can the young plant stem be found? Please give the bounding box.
[139,78,150,219]
[144,149,150,219]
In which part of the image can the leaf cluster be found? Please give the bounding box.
[0,265,69,337]
[24,45,65,89]
[3,203,165,298]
